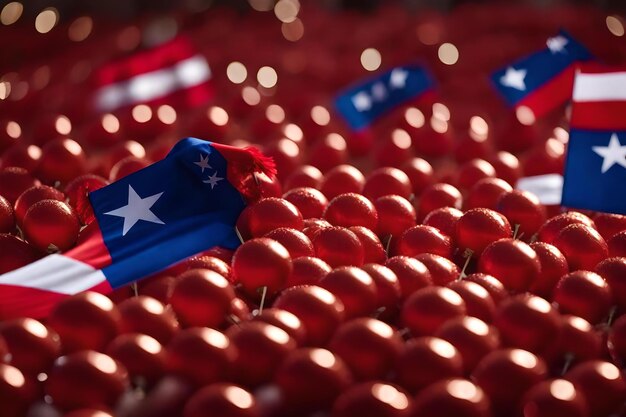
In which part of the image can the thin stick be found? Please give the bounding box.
[384,235,392,256]
[258,286,268,315]
[235,226,245,244]
[458,248,474,280]
[513,224,521,240]
[560,353,575,376]
[132,282,139,297]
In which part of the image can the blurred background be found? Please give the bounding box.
[1,0,626,184]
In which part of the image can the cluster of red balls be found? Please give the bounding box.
[2,3,626,417]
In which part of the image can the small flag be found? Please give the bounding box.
[517,174,563,205]
[491,30,592,120]
[0,138,276,318]
[562,64,626,214]
[334,64,435,131]
[93,37,213,112]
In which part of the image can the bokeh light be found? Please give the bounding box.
[274,0,300,23]
[132,104,153,123]
[1,2,22,25]
[249,0,273,12]
[282,18,304,41]
[438,43,459,65]
[68,17,93,42]
[361,48,382,71]
[606,15,624,37]
[157,105,177,124]
[257,66,278,88]
[35,8,59,34]
[227,62,248,84]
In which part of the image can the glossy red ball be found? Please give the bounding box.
[608,315,626,367]
[332,381,412,417]
[607,231,626,257]
[0,167,40,203]
[401,157,434,196]
[374,195,416,237]
[246,198,303,237]
[264,227,314,259]
[349,226,387,264]
[63,174,109,225]
[0,318,61,375]
[313,226,364,267]
[546,315,602,369]
[361,264,401,317]
[593,212,626,240]
[529,242,569,298]
[251,308,307,347]
[0,363,35,417]
[232,238,292,297]
[552,224,608,271]
[323,193,378,230]
[22,199,80,252]
[417,183,462,221]
[37,138,87,185]
[282,187,328,219]
[283,165,324,190]
[564,360,626,417]
[320,266,378,319]
[0,234,40,275]
[456,159,496,191]
[184,383,260,417]
[478,238,540,292]
[595,257,626,311]
[537,211,596,245]
[385,256,433,300]
[0,195,14,233]
[320,165,365,200]
[520,379,589,417]
[414,253,460,286]
[410,378,491,417]
[553,270,613,324]
[463,273,508,305]
[106,333,165,386]
[118,296,179,344]
[446,281,496,323]
[402,286,466,336]
[14,185,65,226]
[363,167,412,201]
[465,178,512,211]
[287,256,331,287]
[422,206,463,238]
[455,208,512,256]
[397,225,452,258]
[496,190,547,239]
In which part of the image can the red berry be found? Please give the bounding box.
[22,199,80,252]
[478,238,540,292]
[402,286,466,336]
[374,195,416,237]
[313,226,364,268]
[282,187,328,219]
[320,165,365,200]
[232,238,292,297]
[324,193,378,230]
[552,224,608,271]
[553,271,613,324]
[363,167,412,201]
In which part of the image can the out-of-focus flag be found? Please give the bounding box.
[93,37,213,112]
[562,64,626,214]
[491,30,592,120]
[517,174,563,205]
[0,138,276,318]
[334,64,435,131]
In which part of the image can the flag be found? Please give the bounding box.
[93,37,213,112]
[516,174,563,205]
[491,30,592,120]
[561,64,626,214]
[334,64,435,131]
[0,138,276,318]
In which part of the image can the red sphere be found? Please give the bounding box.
[309,133,349,172]
[489,151,522,186]
[332,381,412,417]
[417,183,462,221]
[246,198,303,237]
[329,318,403,380]
[48,292,121,353]
[274,348,353,412]
[593,212,626,240]
[464,273,508,305]
[0,195,14,233]
[320,266,378,319]
[118,296,179,344]
[537,212,596,245]
[363,167,412,201]
[608,315,626,367]
[284,165,324,190]
[106,333,165,386]
[385,256,433,300]
[455,208,512,256]
[0,144,42,173]
[183,255,232,282]
[402,157,434,196]
[547,315,602,369]
[227,322,296,387]
[14,185,65,225]
[595,257,626,311]
[45,350,129,411]
[0,234,40,275]
[166,327,235,386]
[232,238,292,297]
[0,318,61,375]
[0,167,40,203]
[323,193,378,230]
[109,156,149,181]
[349,226,387,264]
[520,379,590,417]
[37,138,87,185]
[472,349,548,416]
[415,253,460,286]
[288,256,331,287]
[313,226,364,267]
[396,225,451,259]
[395,337,464,393]
[282,187,328,219]
[63,174,109,225]
[361,264,401,317]
[251,308,307,347]
[374,128,415,167]
[552,224,608,271]
[478,238,540,292]
[320,165,365,200]
[564,361,626,417]
[374,195,416,237]
[529,242,569,298]
[553,271,613,324]
[465,178,512,211]
[456,159,496,191]
[410,378,491,417]
[422,206,463,238]
[264,227,314,259]
[22,199,80,252]
[608,231,626,257]
[446,281,496,323]
[273,285,345,346]
[496,190,547,239]
[184,383,260,417]
[402,286,466,336]
[0,363,35,417]
[436,316,500,374]
[493,294,560,355]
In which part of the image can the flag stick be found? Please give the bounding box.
[458,248,473,280]
[258,286,268,315]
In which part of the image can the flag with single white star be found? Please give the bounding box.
[562,64,626,214]
[491,29,592,120]
[334,64,435,131]
[0,138,276,318]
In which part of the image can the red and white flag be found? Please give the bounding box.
[93,37,213,112]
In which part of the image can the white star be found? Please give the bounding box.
[371,82,387,101]
[194,154,212,173]
[546,35,568,53]
[592,133,626,173]
[352,91,372,112]
[389,68,409,89]
[203,171,224,189]
[104,185,165,236]
[500,67,527,91]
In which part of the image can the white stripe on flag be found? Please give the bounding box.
[516,174,563,205]
[94,54,211,112]
[0,254,107,294]
[572,71,626,102]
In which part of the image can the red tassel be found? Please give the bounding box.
[211,143,277,200]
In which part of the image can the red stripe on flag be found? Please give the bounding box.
[64,221,112,269]
[517,66,576,118]
[0,280,113,320]
[570,101,626,130]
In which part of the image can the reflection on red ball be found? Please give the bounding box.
[410,378,491,417]
[332,381,412,417]
[184,383,260,417]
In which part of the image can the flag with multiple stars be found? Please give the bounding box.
[491,30,592,120]
[334,64,435,131]
[562,64,626,214]
[0,138,276,318]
